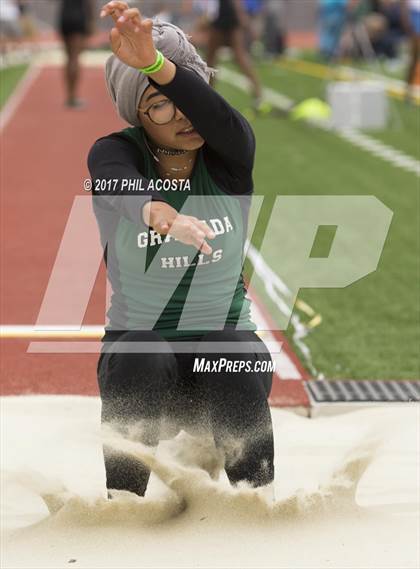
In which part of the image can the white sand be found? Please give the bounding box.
[1,395,419,569]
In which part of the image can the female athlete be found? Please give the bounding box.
[88,1,274,500]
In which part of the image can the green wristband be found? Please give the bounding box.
[138,50,165,75]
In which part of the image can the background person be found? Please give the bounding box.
[368,0,405,59]
[263,0,287,57]
[319,0,349,60]
[57,0,95,108]
[242,0,265,54]
[206,0,263,108]
[17,1,37,41]
[0,0,22,53]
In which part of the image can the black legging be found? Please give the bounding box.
[97,329,274,496]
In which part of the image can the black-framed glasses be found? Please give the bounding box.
[138,98,177,125]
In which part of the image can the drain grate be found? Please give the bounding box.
[305,380,420,403]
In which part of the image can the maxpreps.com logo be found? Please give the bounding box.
[137,215,234,269]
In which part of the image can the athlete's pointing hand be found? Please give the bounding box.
[143,201,216,256]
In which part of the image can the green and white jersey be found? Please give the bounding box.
[91,126,256,341]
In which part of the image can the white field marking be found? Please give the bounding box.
[0,48,73,139]
[33,48,110,68]
[1,47,110,70]
[1,321,290,368]
[218,66,294,109]
[2,320,299,378]
[248,293,303,380]
[0,325,104,338]
[0,47,32,70]
[1,323,281,349]
[279,57,420,103]
[333,127,420,176]
[246,241,318,377]
[0,63,41,133]
[338,64,420,101]
[1,323,282,352]
[218,66,420,178]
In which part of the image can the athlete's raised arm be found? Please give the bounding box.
[99,1,255,171]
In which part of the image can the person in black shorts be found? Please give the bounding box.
[58,0,94,107]
[88,1,275,502]
[206,0,263,108]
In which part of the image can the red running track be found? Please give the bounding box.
[1,65,125,395]
[0,63,309,408]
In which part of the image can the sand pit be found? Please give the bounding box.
[1,396,418,568]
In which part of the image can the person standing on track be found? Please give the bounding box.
[88,1,275,501]
[205,0,263,109]
[58,0,95,108]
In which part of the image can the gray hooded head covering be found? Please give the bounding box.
[105,18,214,127]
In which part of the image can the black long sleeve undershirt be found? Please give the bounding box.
[149,64,255,172]
[87,63,256,226]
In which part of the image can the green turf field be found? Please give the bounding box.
[218,62,419,380]
[0,64,28,109]
[297,49,409,80]
[263,60,420,157]
[2,57,418,381]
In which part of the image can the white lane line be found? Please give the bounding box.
[218,66,420,178]
[335,128,420,176]
[2,323,297,381]
[0,325,104,338]
[248,292,303,380]
[0,63,40,134]
[218,66,294,109]
[0,48,109,133]
[246,242,319,378]
[338,64,420,101]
